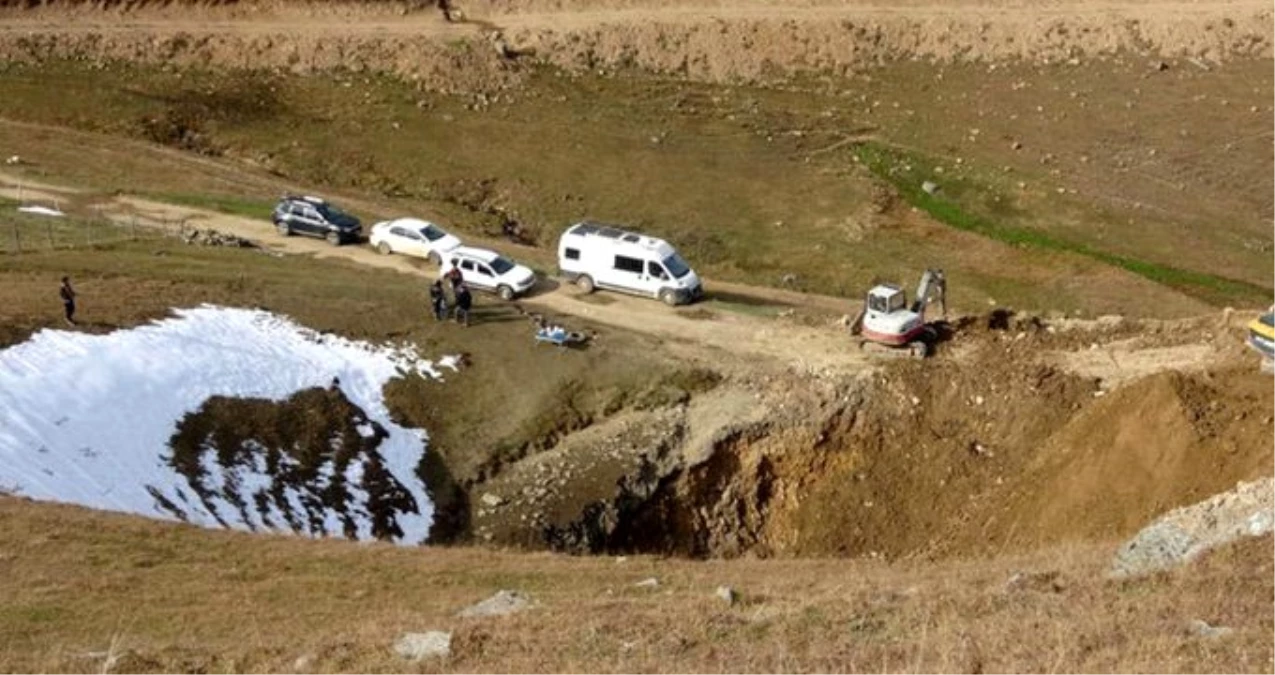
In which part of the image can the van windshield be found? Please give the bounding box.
[662,253,691,279]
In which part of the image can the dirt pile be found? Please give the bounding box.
[991,368,1274,552]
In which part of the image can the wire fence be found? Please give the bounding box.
[1,210,186,255]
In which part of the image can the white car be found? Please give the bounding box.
[442,246,537,300]
[369,218,462,263]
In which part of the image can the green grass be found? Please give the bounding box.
[145,192,275,219]
[853,142,1272,307]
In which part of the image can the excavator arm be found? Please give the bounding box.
[910,268,947,318]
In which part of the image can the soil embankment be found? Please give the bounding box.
[0,0,1269,90]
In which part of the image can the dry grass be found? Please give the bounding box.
[0,497,1269,673]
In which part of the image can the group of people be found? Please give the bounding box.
[430,267,473,326]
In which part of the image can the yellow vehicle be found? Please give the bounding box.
[1247,309,1274,360]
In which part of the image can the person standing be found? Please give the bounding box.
[59,276,77,326]
[454,281,473,327]
[429,279,448,321]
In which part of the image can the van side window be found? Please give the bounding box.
[564,248,580,260]
[647,261,667,279]
[614,255,643,274]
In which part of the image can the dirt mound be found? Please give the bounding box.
[992,368,1274,551]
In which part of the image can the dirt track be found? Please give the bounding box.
[0,0,1269,88]
[105,195,886,376]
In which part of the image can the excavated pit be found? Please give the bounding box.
[522,334,1273,561]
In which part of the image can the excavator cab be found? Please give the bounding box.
[866,285,907,314]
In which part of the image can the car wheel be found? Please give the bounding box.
[498,285,515,301]
[377,242,392,255]
[576,274,595,293]
[659,289,678,306]
[427,251,441,265]
[276,220,291,236]
[326,231,341,246]
[908,341,930,358]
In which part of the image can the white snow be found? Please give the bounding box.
[16,205,65,217]
[0,305,457,544]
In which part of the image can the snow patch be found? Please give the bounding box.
[0,305,448,544]
[17,205,65,217]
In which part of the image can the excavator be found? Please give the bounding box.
[848,269,947,358]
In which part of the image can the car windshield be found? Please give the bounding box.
[420,224,446,241]
[662,253,691,279]
[490,256,515,275]
[316,203,357,227]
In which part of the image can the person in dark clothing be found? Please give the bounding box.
[59,276,76,326]
[429,279,448,321]
[446,266,463,290]
[454,281,473,327]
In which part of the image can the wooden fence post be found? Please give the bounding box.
[12,222,20,254]
[46,220,53,250]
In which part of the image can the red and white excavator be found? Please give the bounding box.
[849,269,948,358]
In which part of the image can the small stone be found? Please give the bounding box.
[393,631,451,661]
[921,181,940,195]
[715,585,738,606]
[1011,141,1022,150]
[480,492,504,508]
[457,590,533,618]
[293,653,315,671]
[1186,619,1234,640]
[635,577,660,589]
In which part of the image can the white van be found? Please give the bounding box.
[557,222,703,305]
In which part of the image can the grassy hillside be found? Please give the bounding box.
[0,497,1270,673]
[1,58,1269,316]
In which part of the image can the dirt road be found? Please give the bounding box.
[3,166,1247,380]
[94,194,880,375]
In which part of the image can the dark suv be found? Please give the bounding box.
[272,195,362,246]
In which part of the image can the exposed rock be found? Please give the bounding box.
[1185,619,1234,640]
[457,590,533,618]
[480,492,504,508]
[292,653,315,671]
[393,631,451,661]
[1110,477,1274,578]
[921,180,940,195]
[1004,570,1065,593]
[180,228,257,248]
[635,577,660,589]
[715,585,738,606]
